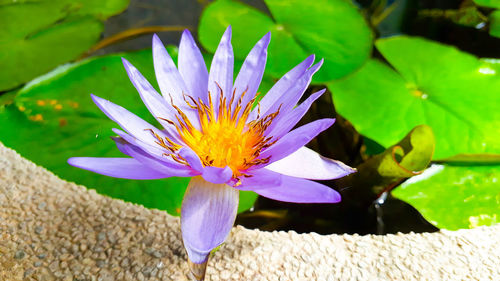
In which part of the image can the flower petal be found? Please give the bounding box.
[237,168,340,203]
[249,54,314,120]
[178,147,204,172]
[208,26,234,114]
[232,32,270,114]
[178,29,209,104]
[152,34,188,104]
[260,118,336,164]
[264,59,323,118]
[112,136,198,177]
[202,166,233,184]
[181,176,239,264]
[67,157,171,179]
[112,128,165,159]
[121,58,182,142]
[266,89,325,138]
[91,94,168,148]
[265,146,356,180]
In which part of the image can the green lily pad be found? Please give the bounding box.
[198,0,372,83]
[393,164,500,230]
[329,36,500,159]
[0,48,257,215]
[490,10,500,38]
[473,0,500,8]
[0,0,130,91]
[338,125,434,206]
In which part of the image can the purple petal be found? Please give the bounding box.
[237,168,340,203]
[249,55,315,120]
[124,143,197,177]
[265,146,356,180]
[202,166,233,184]
[112,128,166,159]
[67,157,171,180]
[112,135,132,156]
[178,147,204,172]
[232,32,270,115]
[152,34,188,104]
[208,26,234,114]
[260,118,336,164]
[263,59,323,118]
[266,89,325,138]
[178,29,209,104]
[111,133,197,177]
[181,177,239,264]
[91,94,168,148]
[121,58,183,142]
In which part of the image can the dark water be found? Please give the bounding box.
[236,194,439,235]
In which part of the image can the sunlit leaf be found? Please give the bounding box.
[473,0,500,8]
[490,10,500,38]
[198,0,372,83]
[329,36,500,159]
[393,164,500,230]
[0,48,257,215]
[0,0,130,91]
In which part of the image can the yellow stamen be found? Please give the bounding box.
[149,90,279,178]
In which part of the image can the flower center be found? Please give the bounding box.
[155,88,279,178]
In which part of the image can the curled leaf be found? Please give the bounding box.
[338,125,435,206]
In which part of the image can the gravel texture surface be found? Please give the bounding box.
[1,142,500,281]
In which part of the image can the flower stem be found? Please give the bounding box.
[188,258,208,281]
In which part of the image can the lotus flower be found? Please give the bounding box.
[68,26,355,271]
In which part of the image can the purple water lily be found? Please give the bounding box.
[68,26,355,272]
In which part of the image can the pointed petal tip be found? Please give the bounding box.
[310,58,324,71]
[316,88,326,95]
[89,93,100,103]
[121,57,133,69]
[324,118,336,127]
[111,127,123,135]
[263,31,271,42]
[222,25,232,40]
[152,34,166,50]
[90,94,109,108]
[181,29,195,41]
[259,32,271,49]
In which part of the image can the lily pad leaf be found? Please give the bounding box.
[0,0,130,91]
[490,10,500,38]
[198,0,372,83]
[393,164,500,230]
[0,48,257,215]
[329,36,500,159]
[338,125,435,206]
[473,0,500,8]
